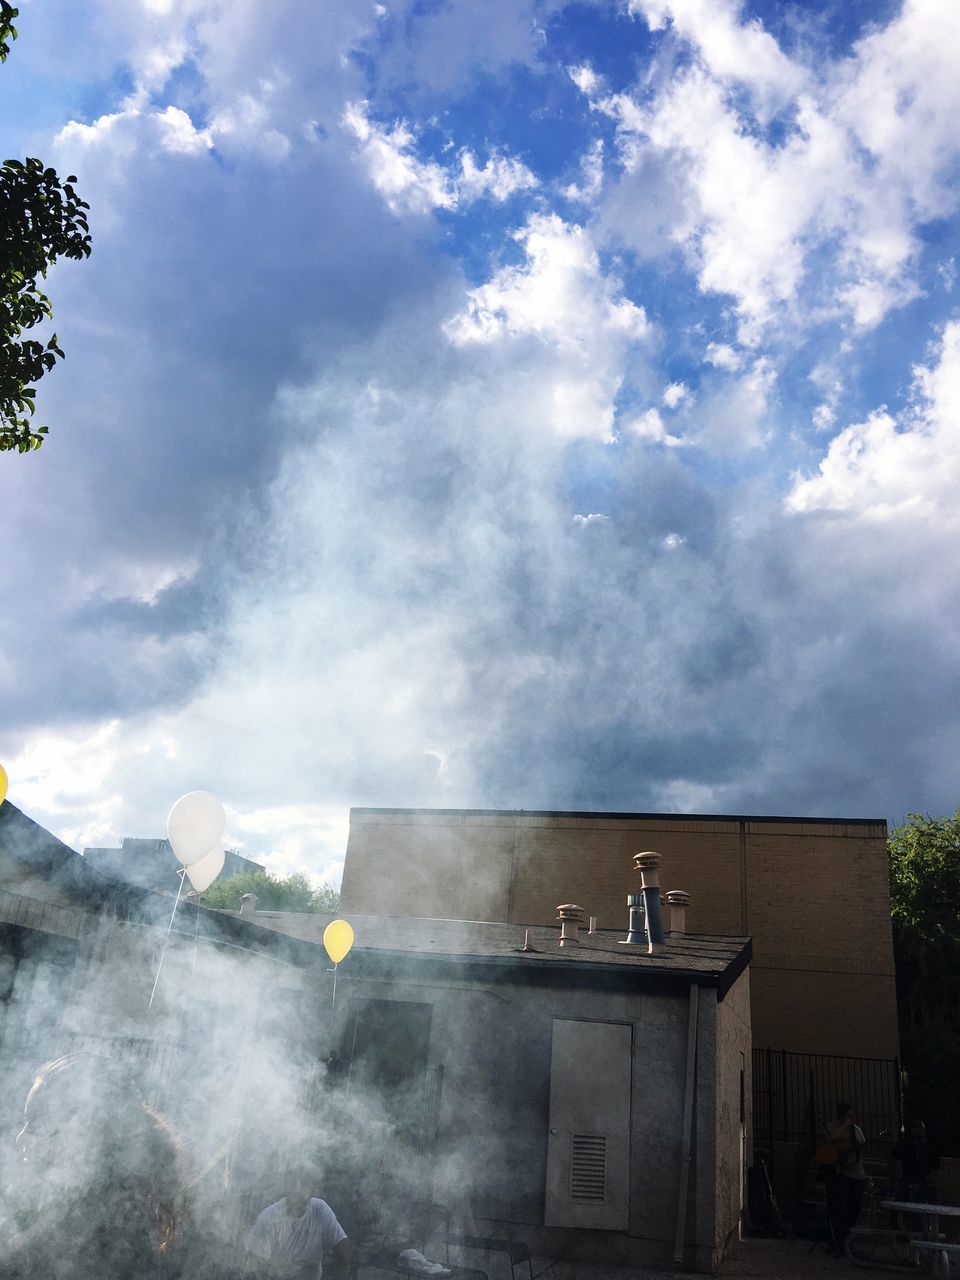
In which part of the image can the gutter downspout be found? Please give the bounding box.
[674,983,700,1265]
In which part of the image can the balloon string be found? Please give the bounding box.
[332,963,338,1011]
[149,867,186,1009]
[192,894,202,971]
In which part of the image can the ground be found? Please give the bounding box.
[441,1237,915,1280]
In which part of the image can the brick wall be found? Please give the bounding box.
[340,809,899,1060]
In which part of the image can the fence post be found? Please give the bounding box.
[781,1048,789,1141]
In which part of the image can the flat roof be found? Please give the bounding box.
[223,909,752,999]
[350,806,886,827]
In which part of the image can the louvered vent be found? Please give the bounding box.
[570,1133,607,1202]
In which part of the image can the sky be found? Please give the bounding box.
[1,0,959,887]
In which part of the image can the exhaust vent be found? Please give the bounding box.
[570,1133,607,1202]
[634,851,666,953]
[556,903,585,947]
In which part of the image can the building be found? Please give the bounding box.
[83,836,264,895]
[1,799,753,1272]
[224,902,752,1273]
[0,799,318,1236]
[339,807,898,1060]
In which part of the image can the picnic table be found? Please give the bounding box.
[846,1199,960,1276]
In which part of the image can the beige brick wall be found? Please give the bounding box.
[341,809,899,1060]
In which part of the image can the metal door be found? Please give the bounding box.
[545,1018,632,1230]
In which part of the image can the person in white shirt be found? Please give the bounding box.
[246,1167,352,1280]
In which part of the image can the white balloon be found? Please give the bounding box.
[186,842,225,893]
[167,791,226,866]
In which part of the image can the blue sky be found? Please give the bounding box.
[1,0,959,885]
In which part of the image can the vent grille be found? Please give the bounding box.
[570,1133,607,1202]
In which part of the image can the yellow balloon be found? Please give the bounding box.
[0,763,7,807]
[323,919,354,965]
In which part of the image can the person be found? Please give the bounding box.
[246,1167,352,1280]
[893,1119,939,1200]
[825,1101,867,1256]
[7,1053,238,1280]
[7,1054,186,1278]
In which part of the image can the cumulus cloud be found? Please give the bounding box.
[626,407,686,447]
[444,213,649,440]
[575,0,960,341]
[56,105,213,157]
[343,100,537,214]
[4,0,960,870]
[628,0,805,111]
[342,101,457,212]
[788,320,960,521]
[562,138,605,204]
[662,381,693,409]
[704,343,742,371]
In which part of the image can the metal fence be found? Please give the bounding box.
[753,1047,902,1167]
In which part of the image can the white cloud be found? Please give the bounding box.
[569,63,602,96]
[573,513,609,525]
[626,407,686,447]
[705,342,741,371]
[662,380,693,409]
[156,105,215,154]
[787,320,960,521]
[342,100,456,213]
[458,149,538,202]
[811,403,836,432]
[342,101,537,215]
[575,0,960,341]
[444,213,649,440]
[56,105,212,156]
[446,213,647,348]
[563,138,605,204]
[628,0,805,112]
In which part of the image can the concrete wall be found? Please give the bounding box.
[341,810,898,1058]
[334,966,735,1272]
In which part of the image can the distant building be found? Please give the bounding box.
[83,837,264,895]
[339,807,899,1060]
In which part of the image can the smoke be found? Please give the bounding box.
[0,884,493,1279]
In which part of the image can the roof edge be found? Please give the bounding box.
[349,806,887,827]
[340,937,752,999]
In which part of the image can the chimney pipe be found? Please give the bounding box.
[239,893,258,917]
[664,890,690,938]
[619,893,646,946]
[556,903,585,947]
[634,851,666,953]
[588,915,598,934]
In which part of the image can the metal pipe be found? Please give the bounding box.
[673,984,700,1265]
[634,852,666,952]
[620,893,646,946]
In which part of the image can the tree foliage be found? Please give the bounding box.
[1,4,92,452]
[201,868,340,914]
[889,808,960,1150]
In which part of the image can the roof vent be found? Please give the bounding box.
[664,889,690,938]
[556,903,585,947]
[619,893,646,946]
[633,851,666,953]
[239,892,258,917]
